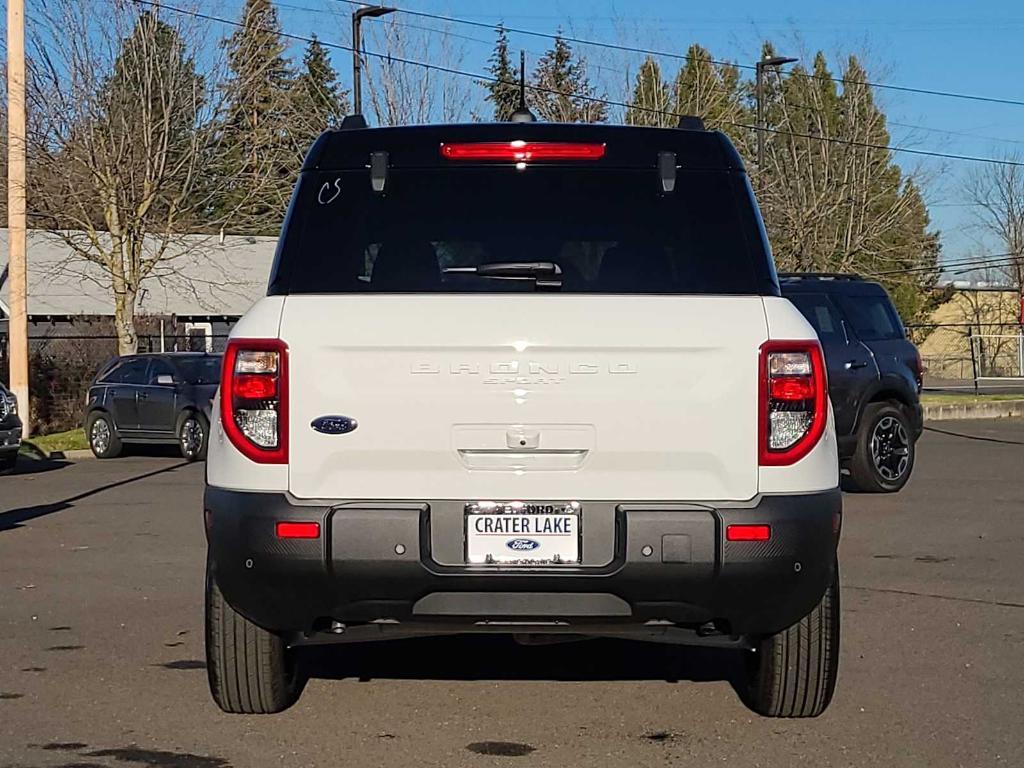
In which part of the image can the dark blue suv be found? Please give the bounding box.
[84,353,222,461]
[780,274,923,492]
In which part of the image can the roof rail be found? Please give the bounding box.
[339,114,368,130]
[778,272,864,281]
[676,115,706,131]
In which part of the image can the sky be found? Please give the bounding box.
[264,0,1024,267]
[170,1,1024,266]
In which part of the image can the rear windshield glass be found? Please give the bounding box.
[273,167,773,295]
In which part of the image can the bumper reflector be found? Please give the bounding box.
[726,524,771,542]
[276,521,321,540]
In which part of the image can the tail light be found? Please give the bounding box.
[440,141,606,162]
[221,338,288,464]
[759,340,827,466]
[912,347,924,388]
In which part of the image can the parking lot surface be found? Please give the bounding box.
[2,421,1022,767]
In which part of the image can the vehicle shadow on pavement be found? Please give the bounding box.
[0,461,189,532]
[300,634,747,686]
[4,457,70,477]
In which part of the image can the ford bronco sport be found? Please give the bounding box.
[780,274,923,493]
[204,118,842,718]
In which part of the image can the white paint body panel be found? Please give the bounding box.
[207,293,838,500]
[206,297,288,491]
[758,297,840,494]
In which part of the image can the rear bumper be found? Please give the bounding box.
[204,487,841,641]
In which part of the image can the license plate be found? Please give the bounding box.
[465,501,581,565]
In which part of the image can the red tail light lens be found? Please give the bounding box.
[440,141,606,162]
[759,340,827,466]
[232,373,278,400]
[221,339,288,464]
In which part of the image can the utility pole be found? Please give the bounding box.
[755,55,798,172]
[7,0,29,436]
[351,5,396,115]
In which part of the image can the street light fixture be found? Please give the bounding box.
[755,55,798,172]
[352,5,396,115]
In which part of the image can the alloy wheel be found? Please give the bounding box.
[870,415,910,482]
[91,418,111,455]
[181,418,204,458]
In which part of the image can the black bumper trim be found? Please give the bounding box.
[205,487,841,638]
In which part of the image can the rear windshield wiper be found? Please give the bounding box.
[443,262,562,290]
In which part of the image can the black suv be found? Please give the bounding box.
[0,381,22,473]
[85,352,222,461]
[780,274,923,492]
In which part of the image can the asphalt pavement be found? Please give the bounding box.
[1,423,1023,767]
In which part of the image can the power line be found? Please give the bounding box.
[330,0,1024,109]
[870,252,1022,277]
[137,1,1024,170]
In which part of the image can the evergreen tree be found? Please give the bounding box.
[484,25,520,121]
[673,44,747,136]
[291,35,349,150]
[531,34,607,123]
[625,57,671,127]
[756,48,939,320]
[215,0,297,233]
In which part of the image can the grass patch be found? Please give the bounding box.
[921,393,1024,405]
[21,428,89,457]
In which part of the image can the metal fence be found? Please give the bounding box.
[0,331,231,434]
[908,322,1024,390]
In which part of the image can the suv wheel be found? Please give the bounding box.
[178,412,209,462]
[847,402,915,493]
[205,560,304,714]
[87,412,123,459]
[0,452,16,474]
[742,563,840,718]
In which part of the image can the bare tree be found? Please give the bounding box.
[363,19,470,126]
[26,0,251,355]
[964,155,1024,298]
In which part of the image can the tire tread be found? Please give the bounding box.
[205,564,301,714]
[745,566,840,718]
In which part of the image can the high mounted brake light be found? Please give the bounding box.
[759,340,827,466]
[440,141,606,162]
[221,339,288,464]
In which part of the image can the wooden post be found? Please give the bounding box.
[6,0,30,436]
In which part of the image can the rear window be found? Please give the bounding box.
[271,167,775,295]
[837,293,905,341]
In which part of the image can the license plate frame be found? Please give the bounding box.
[464,501,582,565]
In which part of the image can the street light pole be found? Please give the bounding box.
[755,55,798,172]
[351,5,396,115]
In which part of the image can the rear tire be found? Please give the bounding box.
[847,402,915,493]
[86,412,122,459]
[177,411,209,462]
[205,560,303,714]
[742,563,840,718]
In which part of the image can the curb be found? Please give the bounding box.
[50,449,95,461]
[924,400,1024,422]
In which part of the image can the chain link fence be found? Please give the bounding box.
[1,328,231,434]
[908,322,1024,390]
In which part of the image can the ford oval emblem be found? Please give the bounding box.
[311,415,358,435]
[507,538,541,552]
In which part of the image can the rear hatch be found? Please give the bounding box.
[274,125,778,502]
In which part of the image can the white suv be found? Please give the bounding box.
[204,118,841,717]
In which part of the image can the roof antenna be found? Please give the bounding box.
[509,50,536,123]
